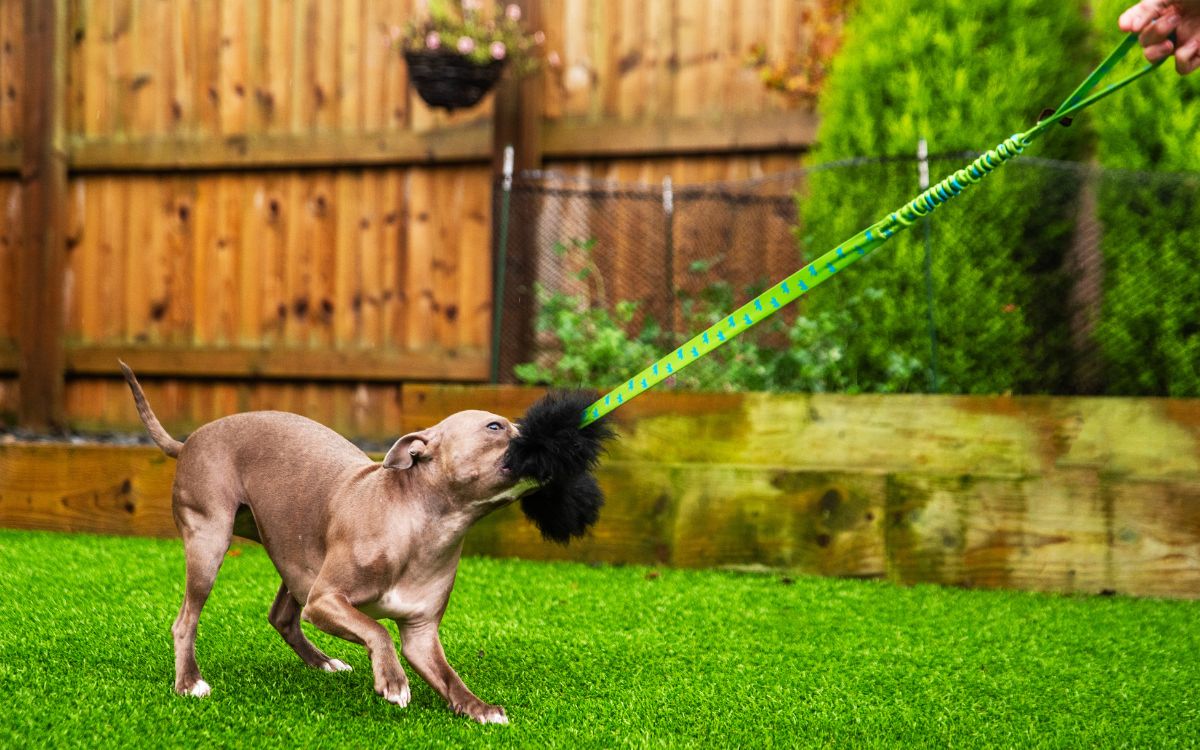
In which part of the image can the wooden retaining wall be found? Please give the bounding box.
[3,388,1198,599]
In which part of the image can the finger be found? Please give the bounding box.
[1143,38,1177,62]
[1176,37,1200,73]
[1120,0,1175,32]
[1139,10,1181,45]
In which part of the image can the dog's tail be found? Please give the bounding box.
[119,360,183,459]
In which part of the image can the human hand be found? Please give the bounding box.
[1119,0,1200,74]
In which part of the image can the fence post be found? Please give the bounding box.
[663,176,675,339]
[918,137,939,394]
[18,0,67,430]
[491,0,542,383]
[490,146,515,384]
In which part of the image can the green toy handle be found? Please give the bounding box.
[581,33,1167,427]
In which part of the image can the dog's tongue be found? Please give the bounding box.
[503,390,616,543]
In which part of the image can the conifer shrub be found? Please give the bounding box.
[798,0,1090,394]
[1091,0,1200,396]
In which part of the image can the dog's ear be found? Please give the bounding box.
[383,430,433,469]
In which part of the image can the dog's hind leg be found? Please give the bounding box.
[171,490,237,698]
[268,583,352,673]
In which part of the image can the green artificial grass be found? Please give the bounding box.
[0,530,1197,749]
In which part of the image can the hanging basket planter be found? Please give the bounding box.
[404,49,506,111]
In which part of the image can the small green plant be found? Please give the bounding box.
[513,239,662,389]
[673,271,921,394]
[517,242,923,394]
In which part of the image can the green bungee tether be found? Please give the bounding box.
[578,33,1169,427]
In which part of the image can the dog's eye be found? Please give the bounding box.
[487,422,502,431]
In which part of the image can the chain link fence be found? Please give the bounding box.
[493,156,1200,397]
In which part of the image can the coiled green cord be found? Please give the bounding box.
[581,33,1167,427]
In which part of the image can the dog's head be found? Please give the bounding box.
[383,410,522,505]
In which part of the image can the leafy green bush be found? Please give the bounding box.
[799,0,1091,394]
[1090,0,1200,396]
[516,242,923,394]
[513,239,663,389]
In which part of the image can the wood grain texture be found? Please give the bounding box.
[5,389,1198,599]
[0,444,177,537]
[65,0,496,145]
[0,178,19,345]
[61,165,494,381]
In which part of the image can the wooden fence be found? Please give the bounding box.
[3,388,1198,600]
[0,0,828,431]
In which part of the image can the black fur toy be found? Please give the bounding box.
[502,389,616,543]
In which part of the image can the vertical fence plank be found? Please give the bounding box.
[128,0,156,136]
[161,177,195,345]
[109,0,132,135]
[172,0,196,134]
[540,0,564,120]
[74,177,100,343]
[701,0,728,114]
[312,172,337,349]
[265,0,294,133]
[361,0,383,131]
[219,0,248,135]
[0,181,19,343]
[674,0,701,119]
[239,176,266,345]
[65,0,84,136]
[383,0,408,130]
[260,174,289,346]
[194,0,220,135]
[0,0,24,141]
[190,176,216,345]
[405,167,434,350]
[283,172,307,345]
[459,167,491,350]
[616,0,644,122]
[215,175,243,345]
[83,0,110,137]
[381,167,406,349]
[314,0,340,131]
[432,168,462,350]
[562,0,588,116]
[340,0,361,132]
[244,0,266,133]
[125,176,154,344]
[143,177,170,345]
[333,170,359,347]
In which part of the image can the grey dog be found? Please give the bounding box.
[121,362,538,724]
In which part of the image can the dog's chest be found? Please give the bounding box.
[355,583,440,622]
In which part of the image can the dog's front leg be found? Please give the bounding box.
[399,621,508,725]
[302,590,410,707]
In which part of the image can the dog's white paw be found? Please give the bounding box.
[484,712,509,725]
[187,680,211,698]
[323,659,353,672]
[385,684,411,707]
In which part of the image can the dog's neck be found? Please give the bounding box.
[383,465,538,542]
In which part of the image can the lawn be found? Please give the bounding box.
[0,529,1197,749]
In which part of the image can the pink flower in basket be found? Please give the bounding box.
[506,4,521,21]
[457,36,475,54]
[490,41,507,60]
[534,31,545,44]
[425,32,441,50]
